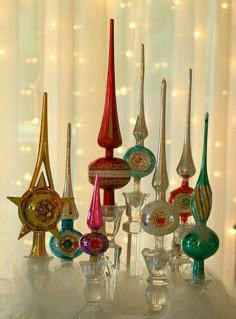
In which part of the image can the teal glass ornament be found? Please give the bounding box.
[181,113,219,281]
[50,219,83,259]
[123,144,156,179]
[50,123,83,260]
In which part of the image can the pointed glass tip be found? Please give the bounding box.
[30,92,54,190]
[87,174,103,231]
[133,43,148,145]
[176,69,196,178]
[152,79,168,199]
[41,92,48,130]
[97,18,122,150]
[162,78,166,86]
[62,122,79,220]
[43,91,47,102]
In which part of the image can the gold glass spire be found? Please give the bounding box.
[8,93,68,257]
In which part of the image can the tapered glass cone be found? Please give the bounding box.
[62,123,79,220]
[98,19,122,150]
[87,174,103,230]
[191,113,212,224]
[133,44,148,145]
[30,92,54,190]
[176,69,196,178]
[152,79,169,200]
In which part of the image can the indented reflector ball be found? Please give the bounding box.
[80,232,109,256]
[141,200,180,236]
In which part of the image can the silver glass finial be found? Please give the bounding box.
[62,123,79,219]
[133,43,148,146]
[176,69,196,178]
[152,79,169,200]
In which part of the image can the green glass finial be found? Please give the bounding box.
[191,112,212,224]
[182,113,219,282]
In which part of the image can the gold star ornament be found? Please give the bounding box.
[8,93,68,257]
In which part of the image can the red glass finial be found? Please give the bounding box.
[97,18,122,152]
[88,19,131,206]
[87,174,103,231]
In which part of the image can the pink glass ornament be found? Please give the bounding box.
[87,174,103,231]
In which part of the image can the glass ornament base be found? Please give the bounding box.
[102,205,125,301]
[185,277,212,294]
[123,191,149,276]
[142,247,170,314]
[102,205,125,269]
[102,242,121,302]
[125,232,142,277]
[73,304,107,319]
[25,256,53,286]
[74,260,107,318]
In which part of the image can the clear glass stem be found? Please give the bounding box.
[126,232,141,276]
[155,236,164,251]
[133,178,141,191]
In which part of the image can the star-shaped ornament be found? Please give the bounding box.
[7,93,69,256]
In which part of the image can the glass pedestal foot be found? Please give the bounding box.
[142,247,170,314]
[73,261,107,319]
[102,205,125,301]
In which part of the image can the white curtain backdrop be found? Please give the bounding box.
[0,0,235,291]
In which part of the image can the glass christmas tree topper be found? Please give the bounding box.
[122,44,154,276]
[80,174,109,260]
[141,79,180,237]
[123,44,156,182]
[50,123,83,260]
[181,113,219,282]
[169,69,196,223]
[88,19,131,206]
[8,93,68,257]
[141,79,179,314]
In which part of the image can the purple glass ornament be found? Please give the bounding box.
[87,174,103,231]
[80,232,109,256]
[81,174,109,257]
